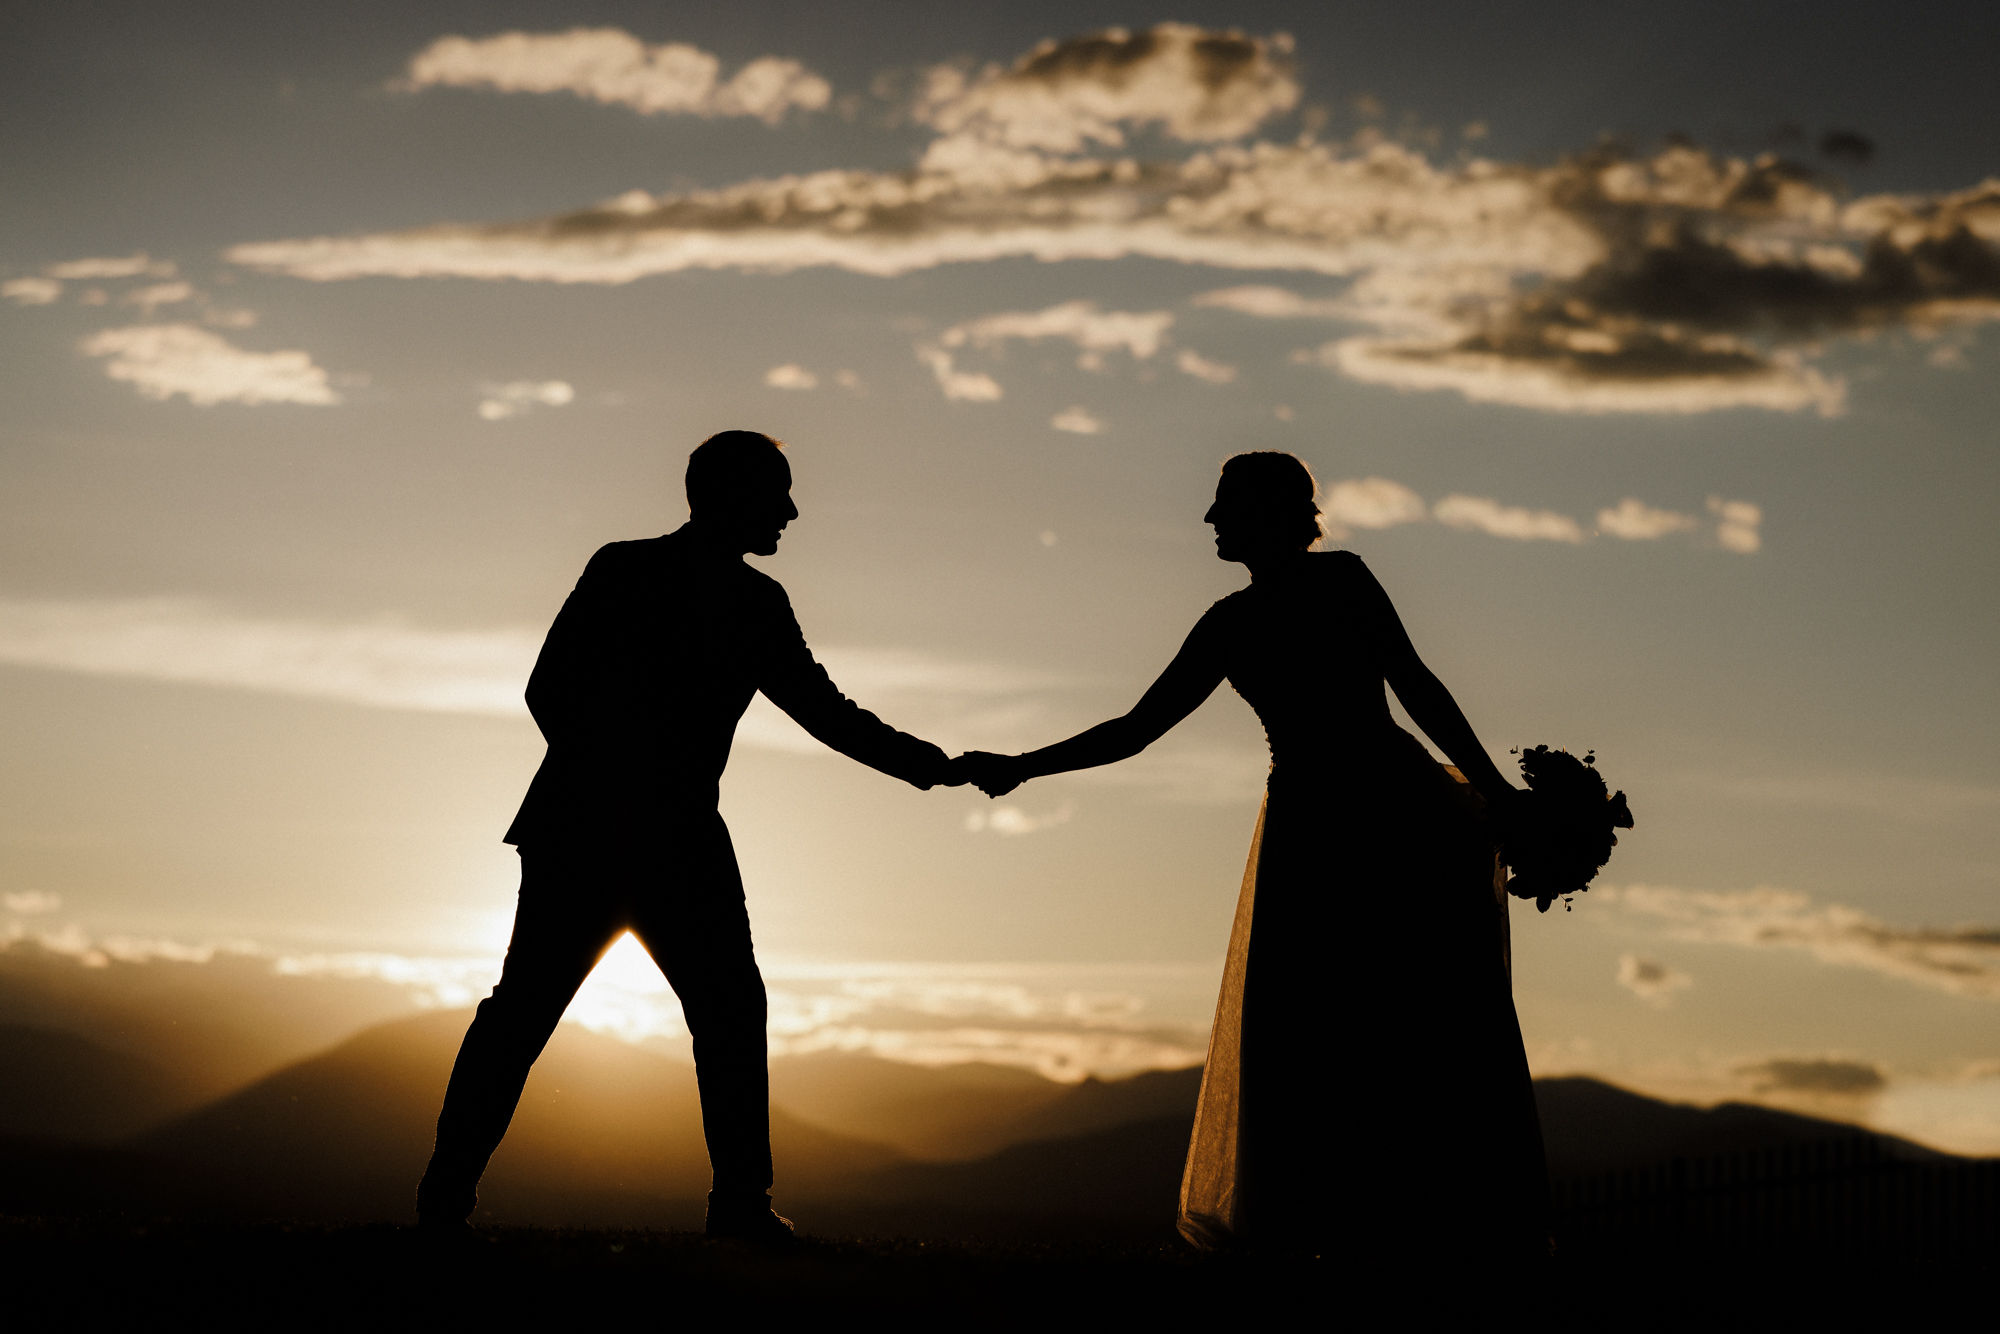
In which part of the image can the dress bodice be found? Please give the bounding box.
[1203,551,1401,770]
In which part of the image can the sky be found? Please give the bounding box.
[3,3,1998,1151]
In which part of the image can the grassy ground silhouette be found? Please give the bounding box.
[7,1217,1326,1326]
[5,1215,1955,1329]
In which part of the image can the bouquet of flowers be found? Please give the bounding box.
[1499,746,1634,913]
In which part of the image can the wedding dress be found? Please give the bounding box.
[1175,551,1548,1257]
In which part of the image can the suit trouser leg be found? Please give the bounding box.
[628,820,773,1199]
[416,852,624,1221]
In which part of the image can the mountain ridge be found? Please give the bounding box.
[0,1010,1982,1240]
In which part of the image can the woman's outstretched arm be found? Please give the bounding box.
[970,615,1228,793]
[1353,559,1520,806]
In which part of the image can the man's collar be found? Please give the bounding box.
[671,521,745,563]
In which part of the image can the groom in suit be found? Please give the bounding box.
[416,430,960,1241]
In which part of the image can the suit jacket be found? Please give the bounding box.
[504,525,943,847]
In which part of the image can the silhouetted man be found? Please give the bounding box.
[417,430,958,1241]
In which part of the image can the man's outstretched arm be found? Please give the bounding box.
[757,589,956,790]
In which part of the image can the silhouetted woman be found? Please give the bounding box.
[967,452,1548,1259]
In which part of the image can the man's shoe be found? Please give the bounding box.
[411,1213,483,1253]
[414,1168,476,1228]
[415,1213,475,1233]
[705,1192,798,1248]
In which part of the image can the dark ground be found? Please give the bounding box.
[1,1216,1947,1330]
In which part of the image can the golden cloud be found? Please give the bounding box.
[916,23,1299,152]
[220,25,2000,418]
[78,324,340,407]
[1606,884,2000,1001]
[401,28,830,124]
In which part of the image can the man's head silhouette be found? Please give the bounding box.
[687,430,798,557]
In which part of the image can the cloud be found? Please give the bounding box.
[0,596,537,715]
[124,281,194,313]
[1321,476,1428,535]
[764,363,817,390]
[1433,493,1586,543]
[3,926,1208,1084]
[916,345,1003,401]
[963,802,1076,836]
[1305,156,2000,416]
[0,597,1087,755]
[1050,405,1104,434]
[919,300,1172,401]
[1175,348,1236,383]
[1315,475,1747,552]
[1605,883,2000,1001]
[1598,497,1701,540]
[1193,284,1347,319]
[773,1022,1201,1082]
[1708,495,1763,553]
[476,378,573,419]
[45,254,172,280]
[400,28,830,124]
[78,324,340,406]
[1616,953,1692,1005]
[3,277,62,305]
[916,23,1298,153]
[1307,334,1848,416]
[3,891,61,915]
[1590,494,1766,550]
[228,21,2000,418]
[1736,1056,1886,1096]
[941,300,1173,361]
[759,961,1208,1080]
[226,138,1594,285]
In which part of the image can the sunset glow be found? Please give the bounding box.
[3,3,1996,1161]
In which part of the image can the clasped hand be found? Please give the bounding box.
[947,750,1026,798]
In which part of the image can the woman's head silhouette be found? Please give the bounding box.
[1205,451,1322,565]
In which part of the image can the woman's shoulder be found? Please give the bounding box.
[1202,585,1253,618]
[1288,549,1366,588]
[1313,548,1377,586]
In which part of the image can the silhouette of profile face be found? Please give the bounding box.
[687,431,800,557]
[1204,452,1321,564]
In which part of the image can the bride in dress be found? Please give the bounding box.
[964,452,1549,1258]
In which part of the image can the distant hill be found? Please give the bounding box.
[773,1061,1202,1239]
[0,939,436,1102]
[993,1066,1203,1147]
[1533,1077,1948,1176]
[770,1051,1071,1161]
[2,1007,1987,1250]
[829,1115,1196,1242]
[815,1072,1983,1243]
[130,1009,901,1227]
[783,1053,1202,1153]
[0,1024,205,1141]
